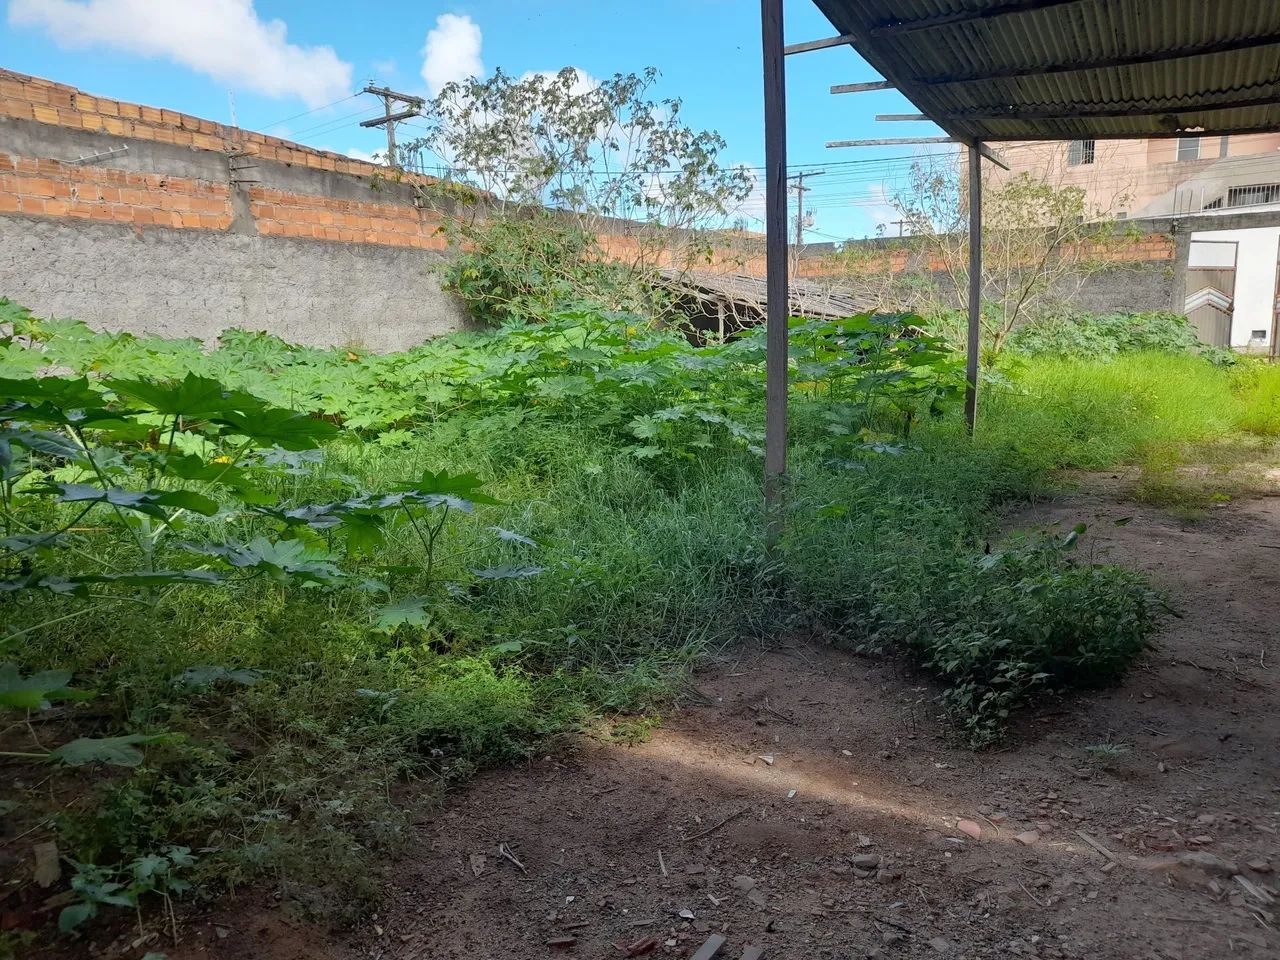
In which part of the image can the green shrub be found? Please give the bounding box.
[904,533,1155,745]
[1007,310,1209,359]
[441,214,653,326]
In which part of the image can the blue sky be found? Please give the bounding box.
[3,0,953,240]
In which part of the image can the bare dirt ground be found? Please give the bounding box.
[170,492,1279,960]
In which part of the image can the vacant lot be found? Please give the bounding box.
[162,491,1279,960]
[3,304,1278,959]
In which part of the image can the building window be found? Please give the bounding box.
[1067,139,1095,165]
[1177,137,1202,162]
[1227,183,1280,208]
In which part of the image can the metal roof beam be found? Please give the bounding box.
[831,80,895,94]
[824,136,1009,170]
[785,33,857,55]
[827,136,953,147]
[869,0,1089,37]
[876,113,930,121]
[952,91,1280,122]
[922,31,1280,84]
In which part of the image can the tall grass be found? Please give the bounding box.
[980,352,1280,469]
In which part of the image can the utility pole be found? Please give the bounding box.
[360,85,425,169]
[787,170,824,275]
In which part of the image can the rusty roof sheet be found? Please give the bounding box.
[811,0,1280,141]
[659,269,877,320]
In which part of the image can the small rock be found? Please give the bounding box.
[857,834,874,848]
[881,929,906,945]
[678,908,695,920]
[732,875,757,892]
[214,927,231,940]
[957,820,982,841]
[1014,831,1040,846]
[1247,859,1273,874]
[1178,852,1239,876]
[851,854,881,871]
[930,937,952,953]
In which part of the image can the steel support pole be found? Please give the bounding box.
[965,142,983,433]
[761,0,788,553]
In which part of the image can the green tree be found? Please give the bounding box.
[399,67,753,324]
[840,157,1131,354]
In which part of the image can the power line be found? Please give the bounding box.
[260,93,362,132]
[288,108,381,140]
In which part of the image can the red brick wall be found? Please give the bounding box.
[249,187,447,249]
[0,152,232,229]
[0,68,1178,273]
[0,69,452,250]
[0,69,431,185]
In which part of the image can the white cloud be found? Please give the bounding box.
[344,147,387,166]
[519,67,598,97]
[420,13,483,96]
[8,0,352,107]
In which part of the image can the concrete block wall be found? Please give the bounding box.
[0,69,467,351]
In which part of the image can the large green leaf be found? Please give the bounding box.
[50,733,172,767]
[33,482,219,519]
[393,470,503,512]
[107,372,237,418]
[0,426,83,460]
[58,902,96,933]
[156,453,273,505]
[0,376,104,412]
[213,407,338,450]
[0,663,93,709]
[373,596,431,633]
[185,537,347,586]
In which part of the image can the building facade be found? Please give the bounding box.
[988,134,1280,350]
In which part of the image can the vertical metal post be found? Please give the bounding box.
[761,0,789,554]
[964,142,983,434]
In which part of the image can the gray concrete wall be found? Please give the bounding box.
[0,216,468,351]
[1,115,470,350]
[1070,260,1176,315]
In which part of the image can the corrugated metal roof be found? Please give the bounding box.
[811,0,1280,141]
[658,269,878,320]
